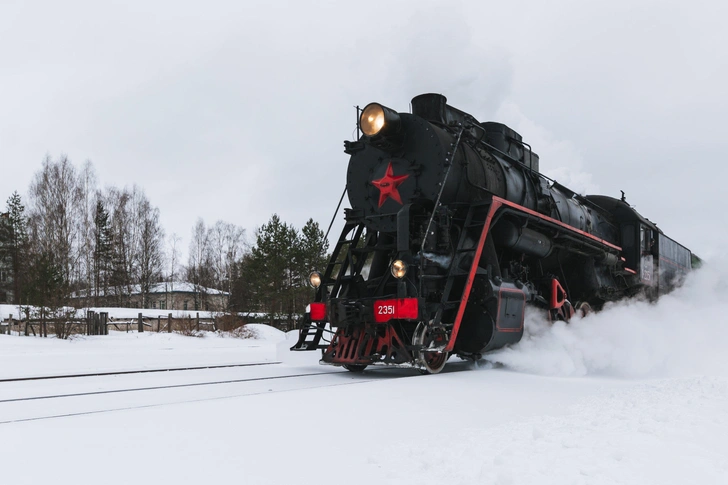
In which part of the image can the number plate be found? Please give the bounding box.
[376,304,395,315]
[373,298,418,323]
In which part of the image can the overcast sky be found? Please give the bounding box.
[2,0,726,260]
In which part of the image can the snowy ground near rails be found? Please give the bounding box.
[0,324,283,379]
[1,259,728,484]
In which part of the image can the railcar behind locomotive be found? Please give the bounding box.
[292,93,699,374]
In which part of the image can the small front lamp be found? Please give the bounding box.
[309,271,322,288]
[391,260,407,279]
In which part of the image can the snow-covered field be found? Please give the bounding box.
[1,260,727,485]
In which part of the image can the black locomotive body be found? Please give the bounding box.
[293,94,698,374]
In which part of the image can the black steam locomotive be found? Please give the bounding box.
[292,94,699,374]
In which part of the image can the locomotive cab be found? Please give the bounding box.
[620,223,656,285]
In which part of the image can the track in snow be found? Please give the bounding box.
[0,369,346,404]
[0,362,414,425]
[0,361,282,383]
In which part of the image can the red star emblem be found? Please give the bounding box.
[371,162,409,208]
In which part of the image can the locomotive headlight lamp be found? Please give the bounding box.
[361,104,385,136]
[309,271,322,288]
[360,103,402,138]
[391,260,407,279]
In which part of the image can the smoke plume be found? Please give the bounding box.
[484,255,728,378]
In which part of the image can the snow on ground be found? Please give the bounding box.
[0,324,286,379]
[0,258,727,484]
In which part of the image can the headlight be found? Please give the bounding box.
[360,102,401,138]
[361,104,385,136]
[309,271,322,288]
[391,260,407,279]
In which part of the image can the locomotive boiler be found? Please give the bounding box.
[292,93,699,374]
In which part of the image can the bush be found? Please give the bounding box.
[215,314,247,332]
[228,325,257,339]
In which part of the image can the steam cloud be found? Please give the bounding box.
[484,255,728,378]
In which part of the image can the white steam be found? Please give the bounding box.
[495,101,600,195]
[484,255,728,378]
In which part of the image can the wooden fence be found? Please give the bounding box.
[0,314,96,338]
[1,311,245,338]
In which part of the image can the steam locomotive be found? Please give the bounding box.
[292,94,699,374]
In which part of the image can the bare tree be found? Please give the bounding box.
[166,233,182,310]
[78,161,97,306]
[208,220,246,299]
[27,155,84,302]
[19,155,169,313]
[107,187,135,306]
[186,218,212,310]
[168,233,181,282]
[185,219,247,311]
[137,196,164,308]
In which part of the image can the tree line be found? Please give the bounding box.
[0,155,328,326]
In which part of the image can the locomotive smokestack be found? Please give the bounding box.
[411,93,477,128]
[411,93,448,123]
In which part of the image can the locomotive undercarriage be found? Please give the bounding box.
[292,195,634,374]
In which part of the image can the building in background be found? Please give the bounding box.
[71,282,229,312]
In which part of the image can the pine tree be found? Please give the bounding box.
[248,214,298,325]
[0,192,30,304]
[0,210,11,303]
[230,215,330,326]
[292,218,329,315]
[297,218,329,279]
[25,251,64,321]
[230,253,258,314]
[93,199,113,306]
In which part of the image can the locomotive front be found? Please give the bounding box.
[346,95,513,233]
[293,94,538,373]
[347,102,469,232]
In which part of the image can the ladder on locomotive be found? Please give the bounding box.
[292,221,372,350]
[414,121,495,333]
[425,202,495,331]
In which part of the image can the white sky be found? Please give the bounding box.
[2,0,726,259]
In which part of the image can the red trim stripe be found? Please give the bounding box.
[445,200,503,353]
[494,196,622,251]
[443,197,623,353]
[659,257,690,271]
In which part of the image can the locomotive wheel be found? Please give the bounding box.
[413,323,449,375]
[575,301,592,318]
[343,364,368,373]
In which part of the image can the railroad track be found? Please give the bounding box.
[0,363,412,426]
[0,369,347,404]
[0,361,283,383]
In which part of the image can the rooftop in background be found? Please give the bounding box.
[69,281,230,312]
[72,281,230,299]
